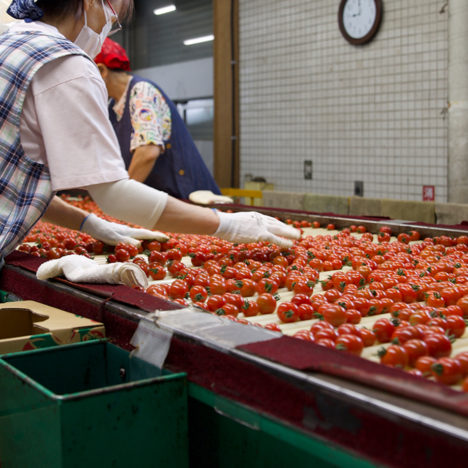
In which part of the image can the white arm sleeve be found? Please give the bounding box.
[86,179,168,230]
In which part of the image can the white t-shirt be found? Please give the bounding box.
[10,21,128,191]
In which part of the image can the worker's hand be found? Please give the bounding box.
[36,255,148,288]
[81,213,169,247]
[214,211,301,248]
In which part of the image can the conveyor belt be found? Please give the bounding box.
[2,208,468,466]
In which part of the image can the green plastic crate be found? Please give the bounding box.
[188,384,376,468]
[0,340,188,468]
[0,289,21,303]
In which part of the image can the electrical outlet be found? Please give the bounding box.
[354,181,364,197]
[304,160,312,180]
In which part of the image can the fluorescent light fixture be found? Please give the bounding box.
[153,5,176,15]
[183,34,214,46]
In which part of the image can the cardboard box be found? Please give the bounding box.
[0,301,105,354]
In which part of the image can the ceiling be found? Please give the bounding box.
[124,0,214,70]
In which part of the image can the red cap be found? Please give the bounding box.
[94,38,131,71]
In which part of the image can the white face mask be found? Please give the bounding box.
[74,1,113,58]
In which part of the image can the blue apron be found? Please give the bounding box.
[109,75,221,199]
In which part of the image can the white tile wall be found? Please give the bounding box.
[239,0,448,202]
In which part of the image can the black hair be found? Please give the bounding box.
[35,0,84,19]
[36,0,133,22]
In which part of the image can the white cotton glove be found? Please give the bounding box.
[214,211,301,248]
[36,255,148,288]
[81,213,169,247]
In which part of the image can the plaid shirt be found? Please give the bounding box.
[0,31,88,257]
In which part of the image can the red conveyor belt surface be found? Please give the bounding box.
[4,247,468,418]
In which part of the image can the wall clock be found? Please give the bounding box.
[338,0,383,45]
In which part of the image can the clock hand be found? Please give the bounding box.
[352,0,362,17]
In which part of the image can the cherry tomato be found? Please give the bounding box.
[445,305,463,317]
[425,291,445,308]
[378,232,391,243]
[372,318,396,343]
[431,358,463,386]
[237,279,257,297]
[241,299,260,317]
[335,334,364,356]
[293,330,315,341]
[454,352,468,376]
[144,240,162,251]
[64,237,77,250]
[310,320,334,336]
[456,295,468,317]
[408,230,421,241]
[392,326,423,345]
[189,285,208,303]
[146,284,169,298]
[409,310,432,326]
[223,292,244,310]
[256,293,277,315]
[297,303,315,320]
[115,248,130,262]
[291,294,311,306]
[424,333,452,358]
[166,248,182,261]
[445,315,466,338]
[115,242,138,258]
[397,233,410,244]
[314,328,338,342]
[188,251,205,267]
[169,279,189,300]
[379,345,409,368]
[337,324,357,336]
[167,260,186,277]
[316,338,336,348]
[277,302,300,323]
[205,295,226,312]
[345,308,362,325]
[256,278,279,295]
[317,303,347,327]
[209,277,227,296]
[356,327,376,347]
[148,264,166,281]
[92,240,104,255]
[403,339,429,367]
[46,247,62,260]
[397,283,419,303]
[215,303,239,317]
[107,254,117,263]
[225,279,240,293]
[415,355,437,376]
[148,250,167,265]
[292,279,315,296]
[389,302,411,321]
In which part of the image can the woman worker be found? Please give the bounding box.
[0,0,299,275]
[95,38,221,200]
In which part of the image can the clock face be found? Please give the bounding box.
[339,0,383,45]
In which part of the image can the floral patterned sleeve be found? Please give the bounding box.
[128,81,172,152]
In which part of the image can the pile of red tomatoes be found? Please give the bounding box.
[18,196,468,391]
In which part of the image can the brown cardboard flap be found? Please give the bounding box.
[0,301,104,353]
[0,308,49,339]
